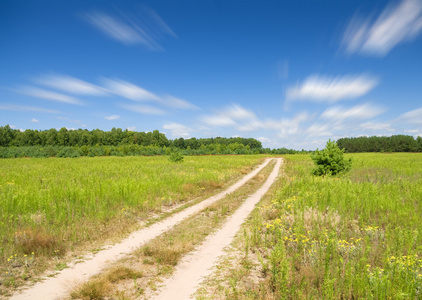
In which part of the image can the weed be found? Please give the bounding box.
[0,155,263,292]
[71,267,143,299]
[196,153,422,299]
[71,278,112,300]
[14,228,58,254]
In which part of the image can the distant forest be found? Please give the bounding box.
[0,125,301,158]
[337,135,422,153]
[2,126,420,158]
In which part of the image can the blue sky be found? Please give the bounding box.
[1,0,422,149]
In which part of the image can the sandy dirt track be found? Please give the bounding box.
[154,158,283,300]
[10,158,272,300]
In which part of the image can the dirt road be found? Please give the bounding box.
[10,158,274,300]
[154,158,282,299]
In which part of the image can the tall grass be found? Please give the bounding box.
[261,153,422,299]
[0,155,263,289]
[198,153,422,299]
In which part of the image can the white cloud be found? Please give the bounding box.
[202,115,237,127]
[161,95,199,110]
[127,126,136,131]
[360,121,394,131]
[0,104,61,114]
[399,106,422,123]
[201,104,313,142]
[104,79,197,111]
[105,115,120,120]
[321,103,385,120]
[404,129,419,133]
[36,74,106,95]
[104,79,160,101]
[202,104,258,128]
[122,104,165,115]
[163,122,192,138]
[286,74,378,102]
[278,112,310,137]
[18,86,84,105]
[258,137,271,143]
[306,123,333,137]
[85,12,151,45]
[200,104,314,147]
[237,119,266,132]
[226,104,257,120]
[84,8,176,49]
[31,118,40,123]
[342,0,422,56]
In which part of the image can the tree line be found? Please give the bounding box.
[0,125,304,158]
[337,135,422,153]
[0,125,261,149]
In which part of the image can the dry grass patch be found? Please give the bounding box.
[181,183,196,194]
[142,245,186,266]
[71,267,143,300]
[14,228,61,255]
[302,207,341,232]
[199,180,224,191]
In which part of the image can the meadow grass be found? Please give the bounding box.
[196,153,422,299]
[70,160,277,300]
[0,155,263,292]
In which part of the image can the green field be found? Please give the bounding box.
[2,153,422,298]
[205,153,422,299]
[0,155,263,288]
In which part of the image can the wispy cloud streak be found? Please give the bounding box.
[104,115,120,120]
[342,0,422,56]
[17,87,84,105]
[36,74,107,96]
[84,8,176,50]
[321,104,385,120]
[161,95,199,110]
[121,104,166,115]
[399,106,422,123]
[0,104,61,114]
[103,79,160,101]
[286,74,378,102]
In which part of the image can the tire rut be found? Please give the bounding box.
[153,158,283,300]
[10,158,273,300]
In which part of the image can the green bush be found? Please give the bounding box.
[168,151,184,163]
[311,139,351,176]
[56,147,80,158]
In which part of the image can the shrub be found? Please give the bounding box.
[311,139,351,176]
[56,147,80,158]
[168,151,184,163]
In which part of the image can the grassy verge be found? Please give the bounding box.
[70,159,278,300]
[196,153,422,299]
[0,155,264,296]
